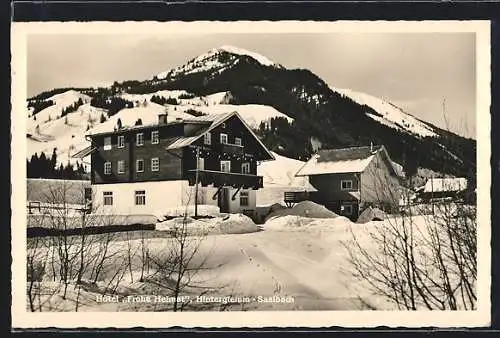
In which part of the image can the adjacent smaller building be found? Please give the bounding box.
[417,177,468,202]
[26,178,91,216]
[294,145,403,220]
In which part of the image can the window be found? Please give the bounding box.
[135,190,146,205]
[220,133,228,144]
[204,132,212,145]
[241,162,250,174]
[103,191,113,206]
[117,135,125,148]
[340,204,353,215]
[240,190,249,207]
[117,160,125,174]
[104,137,112,150]
[151,130,159,144]
[234,137,242,146]
[136,159,144,172]
[220,160,231,173]
[136,133,144,146]
[341,180,353,190]
[104,162,112,175]
[151,158,159,172]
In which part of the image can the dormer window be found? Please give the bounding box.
[235,137,242,146]
[204,132,212,145]
[220,133,228,144]
[104,137,112,150]
[151,130,159,144]
[136,133,144,146]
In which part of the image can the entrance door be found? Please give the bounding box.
[218,187,230,213]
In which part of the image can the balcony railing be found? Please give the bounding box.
[188,169,263,189]
[216,142,244,156]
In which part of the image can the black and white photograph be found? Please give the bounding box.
[11,20,491,328]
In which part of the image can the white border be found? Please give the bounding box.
[11,20,491,328]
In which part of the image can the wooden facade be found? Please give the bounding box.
[292,145,402,220]
[85,113,273,214]
[90,123,184,184]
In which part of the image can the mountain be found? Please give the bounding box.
[156,45,283,81]
[26,45,476,183]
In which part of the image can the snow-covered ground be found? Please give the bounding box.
[27,90,92,131]
[87,102,192,135]
[27,201,476,312]
[330,86,438,138]
[27,103,107,166]
[26,213,377,311]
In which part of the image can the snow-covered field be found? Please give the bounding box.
[26,214,371,311]
[26,206,441,312]
[27,198,477,313]
[27,103,107,166]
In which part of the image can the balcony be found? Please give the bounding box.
[215,142,244,156]
[188,169,263,189]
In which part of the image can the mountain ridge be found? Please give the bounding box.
[26,46,476,182]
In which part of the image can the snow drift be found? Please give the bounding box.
[265,201,339,221]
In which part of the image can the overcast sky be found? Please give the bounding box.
[27,33,476,138]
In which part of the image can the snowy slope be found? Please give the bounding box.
[27,90,92,132]
[27,103,107,166]
[331,86,438,138]
[217,45,279,67]
[119,90,192,104]
[88,102,193,135]
[157,45,282,80]
[176,103,293,129]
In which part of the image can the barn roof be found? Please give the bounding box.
[295,145,401,177]
[423,177,468,193]
[74,111,275,161]
[164,112,275,161]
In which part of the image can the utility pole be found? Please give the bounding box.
[194,146,200,218]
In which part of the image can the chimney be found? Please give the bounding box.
[158,113,168,125]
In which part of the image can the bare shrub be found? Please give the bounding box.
[344,147,476,310]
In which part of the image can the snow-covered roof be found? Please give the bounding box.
[165,112,276,161]
[72,146,96,159]
[295,145,398,177]
[76,111,275,161]
[423,177,467,193]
